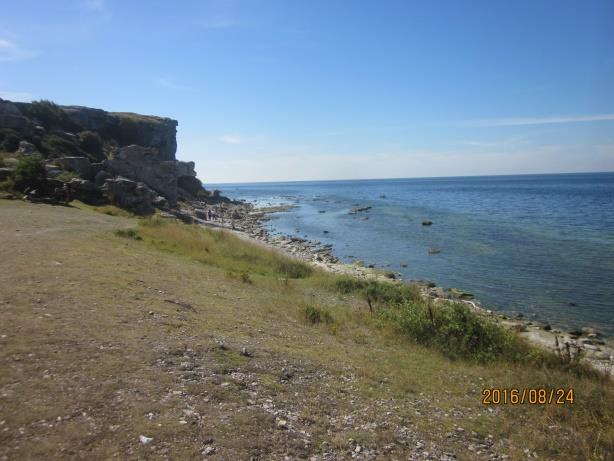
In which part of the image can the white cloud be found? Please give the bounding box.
[0,90,34,102]
[466,114,614,127]
[219,135,242,144]
[0,38,36,62]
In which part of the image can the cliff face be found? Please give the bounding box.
[61,106,178,161]
[0,98,202,210]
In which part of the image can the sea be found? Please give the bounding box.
[213,173,614,337]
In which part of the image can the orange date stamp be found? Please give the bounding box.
[481,387,574,405]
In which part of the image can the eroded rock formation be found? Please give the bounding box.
[0,98,207,213]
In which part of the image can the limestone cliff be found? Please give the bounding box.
[0,98,206,210]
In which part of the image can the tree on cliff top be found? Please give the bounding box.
[24,100,70,130]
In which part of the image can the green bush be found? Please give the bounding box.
[41,134,81,158]
[55,170,81,182]
[335,277,367,293]
[0,128,21,153]
[379,300,526,363]
[303,305,333,324]
[334,277,421,304]
[24,100,70,130]
[11,154,46,192]
[275,259,313,279]
[78,131,104,161]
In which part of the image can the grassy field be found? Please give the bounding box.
[1,200,613,460]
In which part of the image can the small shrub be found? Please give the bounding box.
[0,180,13,192]
[41,134,81,158]
[303,305,333,324]
[276,259,312,279]
[335,277,367,293]
[335,277,421,305]
[78,131,104,161]
[0,129,21,153]
[55,170,80,182]
[11,154,46,192]
[114,228,142,240]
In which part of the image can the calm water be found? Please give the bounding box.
[214,173,614,336]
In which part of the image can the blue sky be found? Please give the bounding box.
[1,0,613,183]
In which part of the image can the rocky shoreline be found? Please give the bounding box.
[175,199,614,376]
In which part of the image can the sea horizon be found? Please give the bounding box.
[208,170,614,187]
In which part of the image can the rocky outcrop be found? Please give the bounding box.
[16,141,40,156]
[110,113,178,161]
[61,107,178,161]
[103,145,179,203]
[0,168,13,182]
[0,98,215,213]
[61,106,110,132]
[54,156,93,179]
[67,178,105,205]
[101,177,160,215]
[0,99,29,130]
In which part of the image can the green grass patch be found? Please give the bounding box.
[72,200,136,218]
[55,170,81,182]
[334,276,421,305]
[114,228,142,240]
[134,218,313,279]
[303,305,333,324]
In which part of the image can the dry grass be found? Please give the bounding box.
[0,200,612,460]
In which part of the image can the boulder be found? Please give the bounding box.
[44,164,63,179]
[0,167,13,182]
[104,145,178,203]
[101,177,157,215]
[449,288,474,300]
[0,98,30,130]
[178,175,203,196]
[176,160,196,177]
[16,141,40,156]
[54,156,93,179]
[67,178,105,205]
[94,170,113,187]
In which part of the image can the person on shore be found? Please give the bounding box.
[62,183,71,204]
[208,209,212,221]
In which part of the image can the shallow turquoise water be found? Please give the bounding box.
[214,173,614,336]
